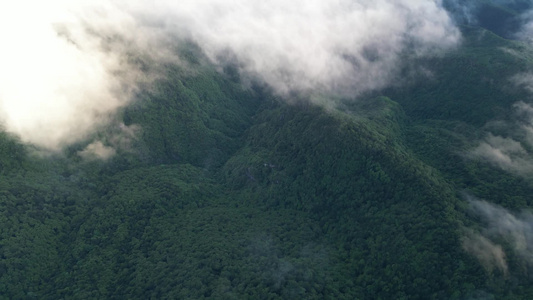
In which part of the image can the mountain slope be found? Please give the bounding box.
[1,21,533,300]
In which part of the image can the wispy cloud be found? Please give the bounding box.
[462,228,508,275]
[513,74,533,93]
[77,123,140,161]
[470,74,533,177]
[463,196,533,276]
[443,0,532,29]
[158,0,461,95]
[78,141,116,161]
[470,133,533,176]
[517,9,533,43]
[0,0,461,150]
[0,1,155,151]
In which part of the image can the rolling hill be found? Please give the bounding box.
[1,4,533,299]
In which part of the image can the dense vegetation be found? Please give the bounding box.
[2,4,533,299]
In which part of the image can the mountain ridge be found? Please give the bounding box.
[1,8,533,299]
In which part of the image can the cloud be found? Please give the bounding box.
[78,141,116,161]
[470,134,533,175]
[0,0,461,150]
[163,0,461,95]
[517,9,533,43]
[0,1,164,151]
[443,0,533,44]
[462,229,508,275]
[464,197,533,275]
[442,0,480,24]
[513,74,533,94]
[108,123,141,152]
[470,75,533,177]
[77,122,141,160]
[443,0,532,26]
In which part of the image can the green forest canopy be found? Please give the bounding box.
[2,6,533,299]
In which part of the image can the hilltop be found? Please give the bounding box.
[1,4,533,299]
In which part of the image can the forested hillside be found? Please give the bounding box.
[2,3,533,299]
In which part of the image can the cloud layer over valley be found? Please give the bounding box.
[0,0,463,150]
[0,1,157,151]
[463,196,533,276]
[470,78,533,177]
[163,0,461,95]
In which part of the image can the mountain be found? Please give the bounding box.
[1,5,533,300]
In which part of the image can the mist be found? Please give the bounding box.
[518,6,533,42]
[462,228,508,275]
[0,0,461,151]
[158,0,461,95]
[464,197,533,276]
[470,73,533,177]
[470,133,533,176]
[0,1,154,151]
[443,0,532,27]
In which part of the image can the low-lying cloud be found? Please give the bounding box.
[518,9,533,43]
[513,73,533,93]
[77,123,140,161]
[78,141,116,161]
[470,133,533,176]
[470,74,533,177]
[443,0,532,28]
[0,0,461,150]
[463,196,533,276]
[161,0,461,95]
[0,1,153,151]
[462,229,508,275]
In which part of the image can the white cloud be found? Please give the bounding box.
[465,197,533,274]
[513,74,533,94]
[443,0,533,30]
[0,0,461,150]
[156,0,461,95]
[517,9,533,43]
[470,134,533,175]
[470,75,533,177]
[0,1,168,151]
[76,123,141,160]
[78,140,116,160]
[462,229,508,275]
[0,1,142,150]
